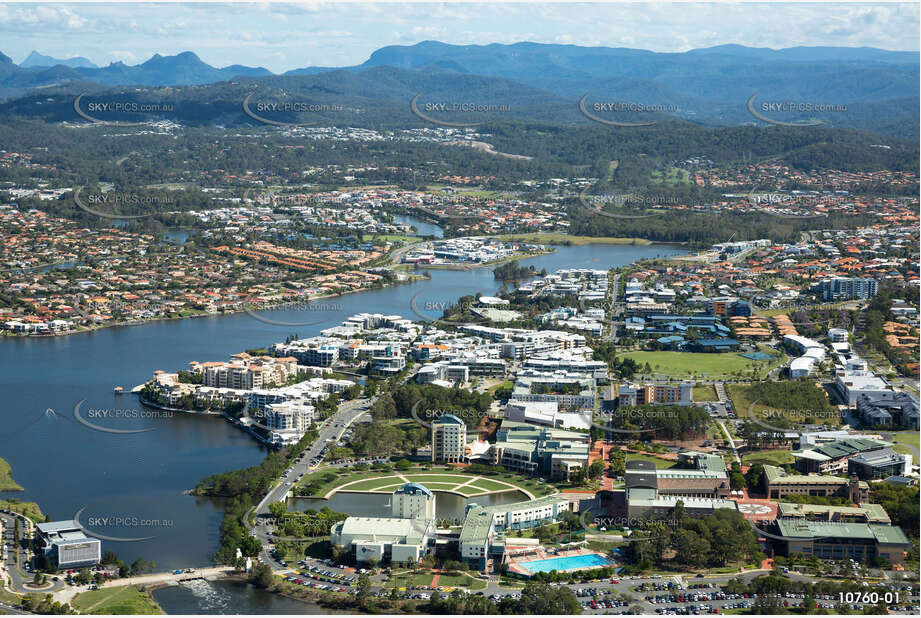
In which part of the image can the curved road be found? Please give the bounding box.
[250,397,375,570]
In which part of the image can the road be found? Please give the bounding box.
[250,396,375,570]
[0,510,67,595]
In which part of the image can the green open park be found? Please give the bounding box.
[889,430,920,456]
[389,570,486,591]
[741,449,795,466]
[296,465,552,499]
[692,383,718,401]
[71,586,162,614]
[620,349,783,380]
[0,457,23,491]
[625,453,676,469]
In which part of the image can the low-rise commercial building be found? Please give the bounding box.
[330,484,436,565]
[855,391,920,430]
[847,448,912,480]
[770,520,908,564]
[791,437,890,475]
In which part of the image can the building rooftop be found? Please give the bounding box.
[776,502,890,523]
[394,482,433,497]
[775,520,909,545]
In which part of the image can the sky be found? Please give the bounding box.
[0,2,918,73]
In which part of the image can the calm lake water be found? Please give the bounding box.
[393,214,444,238]
[0,240,684,612]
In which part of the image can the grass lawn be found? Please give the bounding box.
[454,488,485,497]
[0,457,23,492]
[404,474,476,483]
[892,431,921,455]
[437,573,487,590]
[0,587,21,605]
[620,350,780,379]
[299,465,545,498]
[0,499,45,522]
[741,450,794,466]
[338,476,403,491]
[487,380,514,395]
[71,586,161,615]
[626,453,675,469]
[468,478,513,491]
[390,571,435,587]
[390,571,485,590]
[410,482,462,490]
[692,384,718,401]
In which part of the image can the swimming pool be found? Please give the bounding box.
[517,553,612,574]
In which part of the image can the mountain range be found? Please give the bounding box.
[0,42,917,136]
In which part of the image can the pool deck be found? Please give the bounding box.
[506,548,614,577]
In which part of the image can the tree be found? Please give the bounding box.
[240,534,263,557]
[130,558,155,575]
[356,573,372,608]
[249,562,274,589]
[730,471,746,490]
[501,580,582,614]
[268,501,287,520]
[587,461,605,479]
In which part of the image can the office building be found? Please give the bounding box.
[762,465,869,502]
[35,521,101,569]
[769,520,908,563]
[330,484,435,565]
[855,392,920,430]
[847,448,912,480]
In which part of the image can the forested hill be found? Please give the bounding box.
[0,41,918,136]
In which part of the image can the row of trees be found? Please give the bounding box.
[604,404,710,441]
[428,581,582,615]
[625,506,763,571]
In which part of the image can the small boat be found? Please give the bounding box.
[113,386,123,394]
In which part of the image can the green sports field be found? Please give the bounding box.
[620,350,781,379]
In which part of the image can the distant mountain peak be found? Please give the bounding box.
[19,50,97,69]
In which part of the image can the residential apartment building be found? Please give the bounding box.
[431,414,466,463]
[614,381,693,406]
[814,277,878,301]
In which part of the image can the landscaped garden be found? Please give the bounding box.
[294,464,554,499]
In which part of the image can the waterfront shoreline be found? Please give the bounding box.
[0,237,680,340]
[0,276,426,341]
